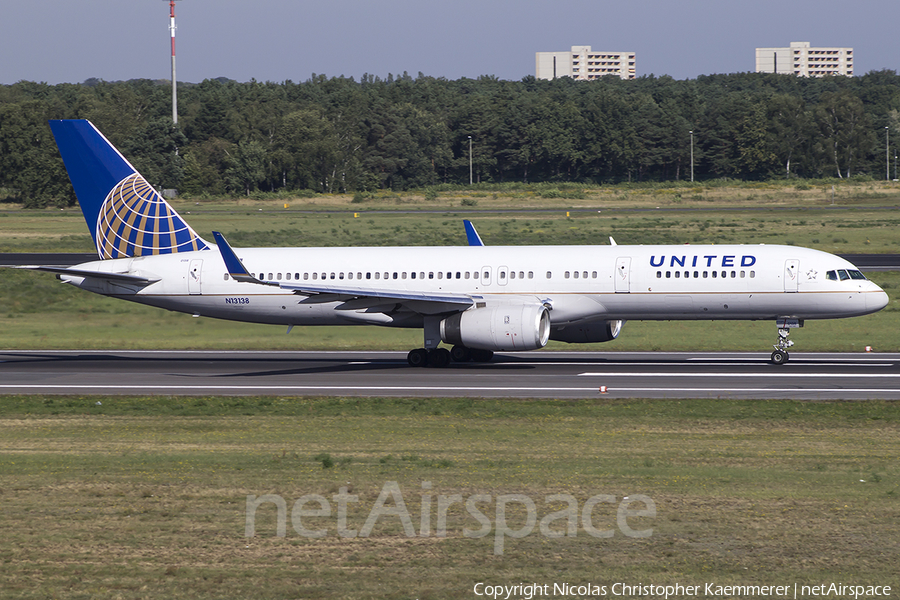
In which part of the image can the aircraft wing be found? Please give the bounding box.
[212,231,475,310]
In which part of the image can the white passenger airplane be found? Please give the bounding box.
[22,119,889,366]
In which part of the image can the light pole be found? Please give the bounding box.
[886,126,890,181]
[689,130,694,183]
[468,136,473,185]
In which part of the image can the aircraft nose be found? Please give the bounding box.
[867,286,889,313]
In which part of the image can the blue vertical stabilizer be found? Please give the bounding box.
[49,119,208,259]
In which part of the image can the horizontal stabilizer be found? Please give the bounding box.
[17,266,159,286]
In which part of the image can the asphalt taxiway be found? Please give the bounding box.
[2,350,899,400]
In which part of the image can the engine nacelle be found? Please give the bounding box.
[549,319,624,344]
[441,304,551,351]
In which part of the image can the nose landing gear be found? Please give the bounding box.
[771,319,802,364]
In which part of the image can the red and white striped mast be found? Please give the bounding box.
[167,0,180,124]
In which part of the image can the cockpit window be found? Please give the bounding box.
[826,269,867,281]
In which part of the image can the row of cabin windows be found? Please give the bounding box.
[657,270,756,279]
[223,269,763,283]
[225,271,538,282]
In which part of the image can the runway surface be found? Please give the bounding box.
[2,350,900,399]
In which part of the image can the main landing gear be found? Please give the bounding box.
[406,345,493,368]
[407,316,494,367]
[770,319,800,365]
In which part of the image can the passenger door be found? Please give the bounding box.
[784,259,799,292]
[615,257,631,293]
[188,259,203,295]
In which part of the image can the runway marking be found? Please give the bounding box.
[578,372,900,378]
[0,385,897,395]
[687,358,894,364]
[0,384,602,393]
[512,362,896,368]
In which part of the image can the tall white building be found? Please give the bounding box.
[536,46,636,81]
[756,42,853,77]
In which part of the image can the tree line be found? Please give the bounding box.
[1,70,899,207]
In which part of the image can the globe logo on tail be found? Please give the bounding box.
[96,173,208,259]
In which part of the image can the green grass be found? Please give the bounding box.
[0,397,897,599]
[4,179,900,252]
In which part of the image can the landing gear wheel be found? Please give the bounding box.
[407,348,429,367]
[770,350,789,365]
[427,348,451,368]
[450,345,471,362]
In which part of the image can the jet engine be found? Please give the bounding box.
[440,304,551,351]
[549,319,624,343]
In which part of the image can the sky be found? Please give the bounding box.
[2,0,898,85]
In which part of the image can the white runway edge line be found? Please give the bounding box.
[578,372,900,378]
[0,385,898,395]
[0,385,602,392]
